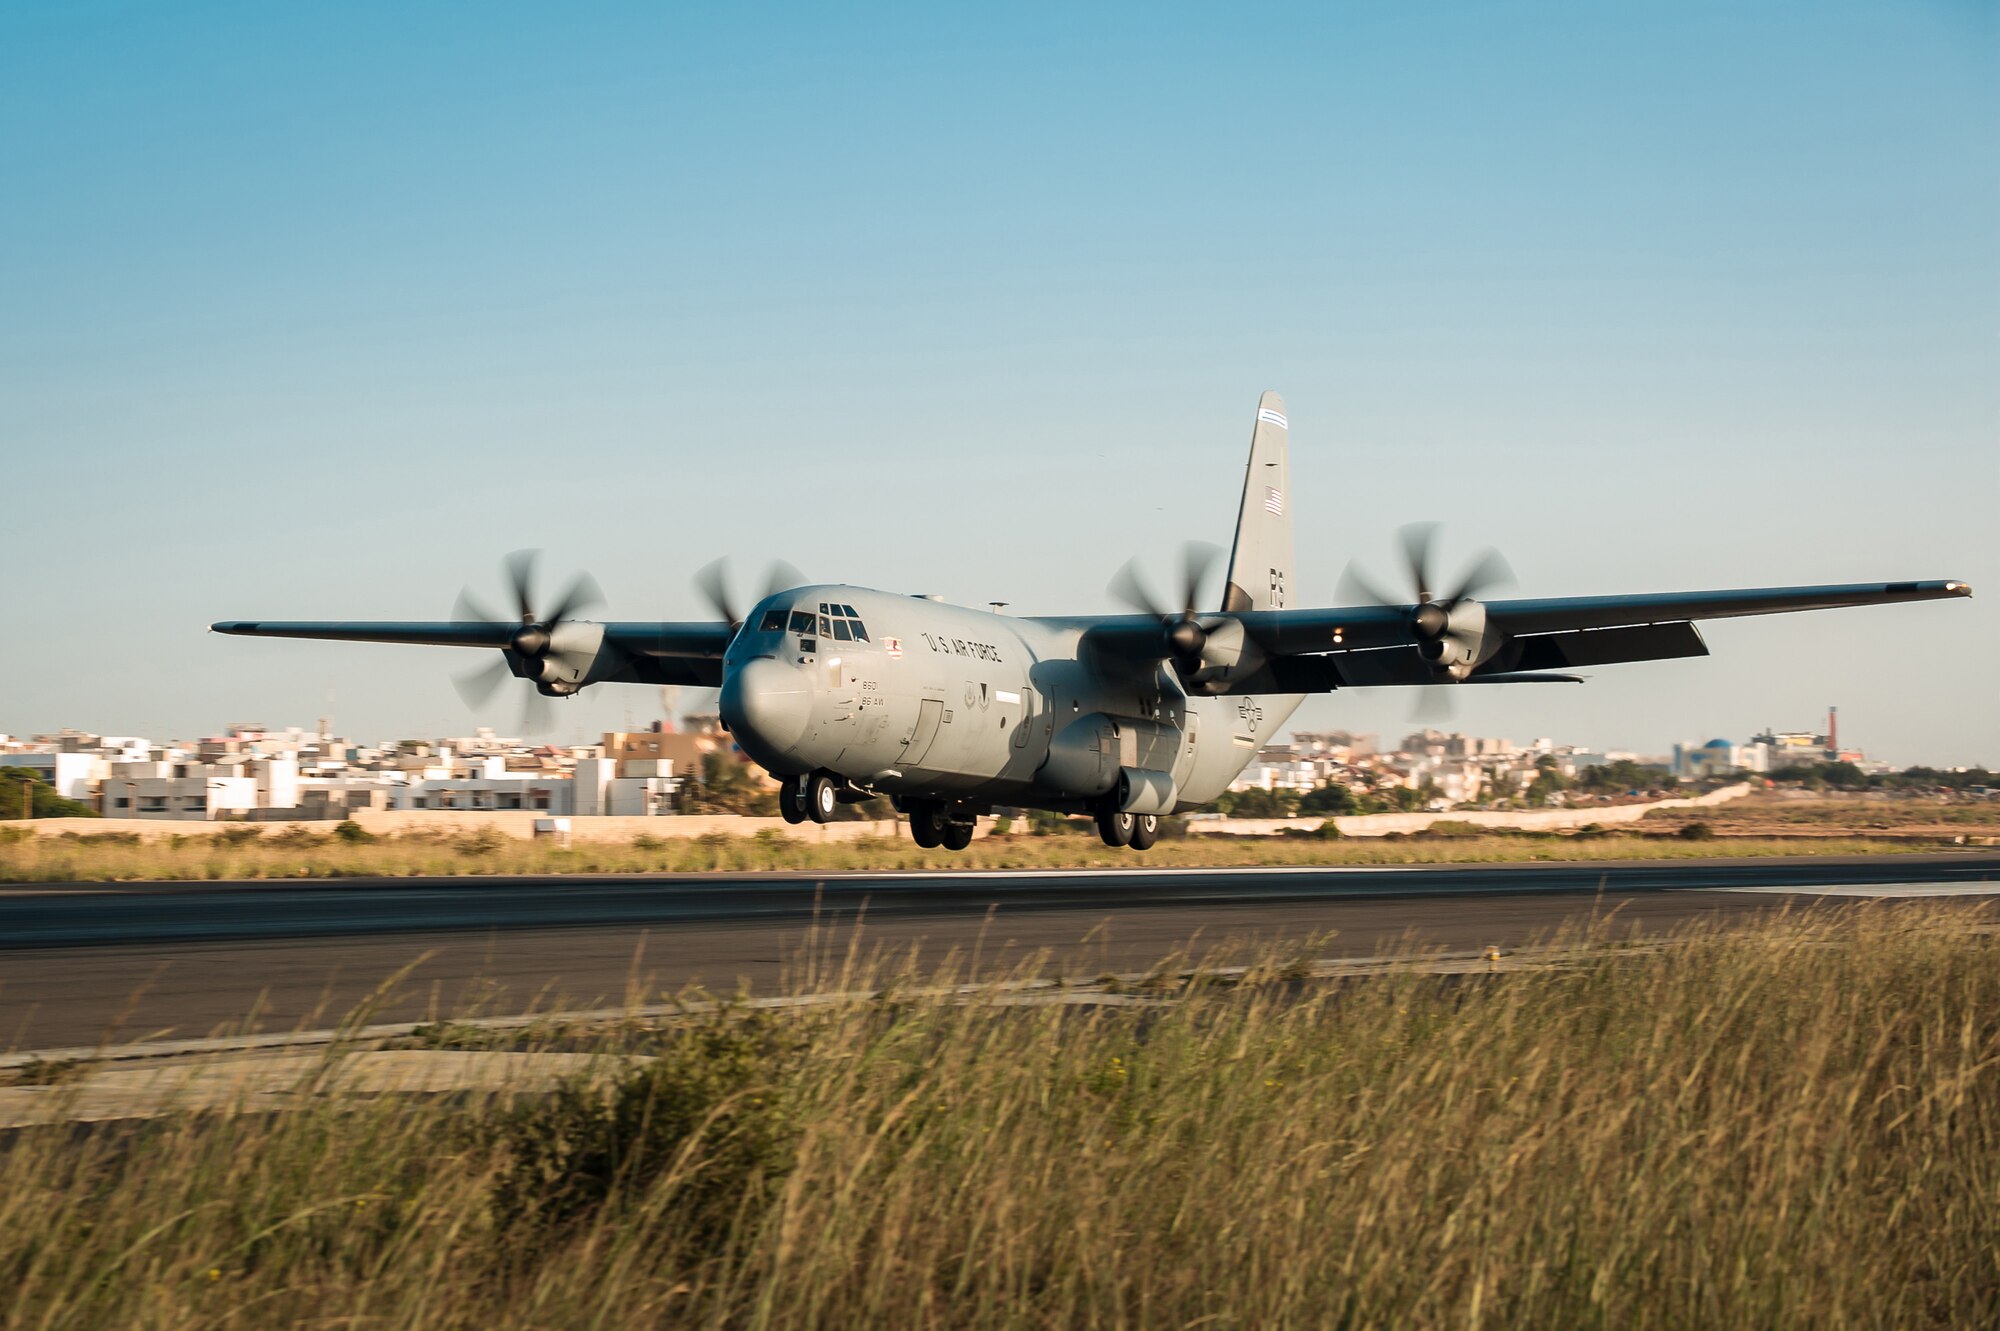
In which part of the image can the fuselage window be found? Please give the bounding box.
[758,609,787,632]
[831,619,853,641]
[788,610,815,634]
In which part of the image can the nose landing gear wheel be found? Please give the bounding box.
[1128,813,1160,851]
[908,801,945,848]
[941,820,974,852]
[778,778,807,825]
[1096,807,1135,848]
[805,772,838,824]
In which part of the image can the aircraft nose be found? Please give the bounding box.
[721,656,813,753]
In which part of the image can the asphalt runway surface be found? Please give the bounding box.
[3,853,1995,1051]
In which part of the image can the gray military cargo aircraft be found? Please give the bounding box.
[215,393,1971,851]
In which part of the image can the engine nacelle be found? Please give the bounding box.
[512,621,607,692]
[1182,617,1268,694]
[1416,599,1503,681]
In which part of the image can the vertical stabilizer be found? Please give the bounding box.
[1222,391,1295,612]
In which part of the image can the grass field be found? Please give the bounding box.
[4,905,1997,1328]
[0,819,1979,882]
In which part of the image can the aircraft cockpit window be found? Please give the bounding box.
[831,620,853,641]
[839,604,858,617]
[758,609,787,632]
[788,610,815,634]
[850,620,870,641]
[819,615,832,635]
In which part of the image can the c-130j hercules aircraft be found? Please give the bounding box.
[216,394,1971,852]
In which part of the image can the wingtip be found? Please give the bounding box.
[1944,580,1973,598]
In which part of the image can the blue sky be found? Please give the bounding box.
[4,1,1995,764]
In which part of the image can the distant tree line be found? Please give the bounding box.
[1765,763,1995,792]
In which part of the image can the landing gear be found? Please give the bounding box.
[1096,806,1135,848]
[905,799,976,851]
[778,778,807,825]
[1128,813,1159,851]
[908,800,946,848]
[804,772,838,824]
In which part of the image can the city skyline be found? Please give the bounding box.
[5,3,1995,765]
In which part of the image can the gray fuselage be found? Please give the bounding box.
[718,584,1300,814]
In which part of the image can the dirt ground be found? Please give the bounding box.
[1639,791,2000,840]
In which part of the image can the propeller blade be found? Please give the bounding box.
[1108,558,1166,619]
[451,657,511,710]
[542,570,604,628]
[1337,562,1400,608]
[1397,523,1441,605]
[1411,684,1457,725]
[1442,548,1514,608]
[1179,541,1223,617]
[452,588,500,625]
[502,549,541,624]
[761,560,805,601]
[519,688,554,737]
[694,558,739,627]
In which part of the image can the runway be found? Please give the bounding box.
[2,854,1994,1052]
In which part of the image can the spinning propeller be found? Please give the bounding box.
[694,557,806,631]
[1340,522,1515,716]
[450,550,604,734]
[1109,541,1226,670]
[1339,522,1513,666]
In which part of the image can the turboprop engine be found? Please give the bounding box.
[450,551,611,727]
[1342,523,1515,682]
[1107,542,1268,693]
[1412,596,1501,680]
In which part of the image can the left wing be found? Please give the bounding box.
[211,620,737,688]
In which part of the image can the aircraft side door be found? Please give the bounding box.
[903,697,945,769]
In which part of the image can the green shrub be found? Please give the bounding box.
[452,826,505,856]
[1678,821,1716,840]
[488,1015,799,1244]
[332,820,375,844]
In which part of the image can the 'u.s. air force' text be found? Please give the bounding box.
[920,633,1003,662]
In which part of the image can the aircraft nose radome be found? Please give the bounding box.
[722,657,812,753]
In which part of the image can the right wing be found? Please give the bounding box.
[1071,578,1971,693]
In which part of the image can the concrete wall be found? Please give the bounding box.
[24,811,909,843]
[1189,783,1752,837]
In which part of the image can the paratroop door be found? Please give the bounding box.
[903,698,945,767]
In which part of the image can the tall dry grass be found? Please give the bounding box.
[0,821,1960,882]
[3,905,1998,1328]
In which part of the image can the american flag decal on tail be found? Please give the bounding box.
[1263,486,1284,516]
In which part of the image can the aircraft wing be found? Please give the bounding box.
[1080,579,1971,692]
[210,620,737,687]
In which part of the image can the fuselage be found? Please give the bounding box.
[718,584,1300,814]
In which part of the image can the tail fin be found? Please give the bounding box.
[1222,390,1295,612]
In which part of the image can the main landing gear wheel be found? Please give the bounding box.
[908,801,945,848]
[805,772,838,824]
[1128,813,1159,851]
[1096,807,1135,848]
[778,779,807,825]
[941,821,975,852]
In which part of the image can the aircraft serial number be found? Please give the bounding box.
[921,633,1004,663]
